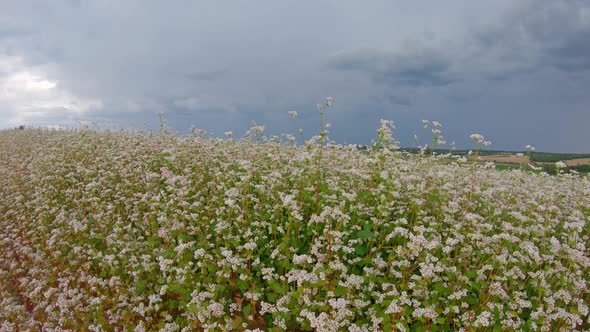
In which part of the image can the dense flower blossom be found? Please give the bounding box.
[0,128,588,331]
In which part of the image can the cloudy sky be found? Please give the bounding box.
[1,0,589,152]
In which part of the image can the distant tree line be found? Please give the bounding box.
[530,152,590,163]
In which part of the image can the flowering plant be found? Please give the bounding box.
[0,124,588,331]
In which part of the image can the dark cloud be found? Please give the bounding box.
[546,30,590,71]
[382,94,412,107]
[469,0,590,79]
[327,47,457,87]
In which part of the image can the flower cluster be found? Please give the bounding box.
[0,128,588,331]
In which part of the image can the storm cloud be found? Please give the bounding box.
[327,47,457,87]
[1,0,589,152]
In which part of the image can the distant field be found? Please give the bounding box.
[530,152,590,163]
[478,154,529,164]
[402,149,590,175]
[476,154,590,166]
[475,153,590,175]
[404,148,590,161]
[565,158,590,166]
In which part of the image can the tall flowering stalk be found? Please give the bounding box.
[524,144,535,171]
[463,134,492,216]
[288,111,305,144]
[314,97,333,208]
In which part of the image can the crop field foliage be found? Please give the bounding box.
[0,128,589,331]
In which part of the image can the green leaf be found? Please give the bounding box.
[135,279,148,294]
[215,285,230,298]
[434,282,451,296]
[187,303,198,313]
[266,292,277,302]
[382,321,392,330]
[236,279,249,292]
[355,244,368,256]
[169,283,186,294]
[271,281,286,294]
[466,294,479,306]
[428,193,440,203]
[472,281,484,293]
[357,230,373,239]
[334,286,347,297]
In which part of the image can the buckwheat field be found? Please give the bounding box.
[0,124,588,331]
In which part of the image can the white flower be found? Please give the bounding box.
[469,133,485,143]
[474,311,492,327]
[293,254,312,265]
[325,96,334,107]
[158,227,167,238]
[244,241,257,251]
[376,119,396,146]
[193,128,208,137]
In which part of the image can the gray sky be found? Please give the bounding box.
[1,0,589,152]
